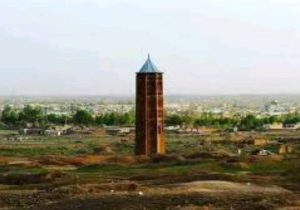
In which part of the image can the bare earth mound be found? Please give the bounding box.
[36,180,297,210]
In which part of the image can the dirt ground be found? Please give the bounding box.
[0,130,299,210]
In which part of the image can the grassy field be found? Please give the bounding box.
[0,130,299,210]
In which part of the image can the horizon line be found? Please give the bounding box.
[1,93,300,97]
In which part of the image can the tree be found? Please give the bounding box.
[119,112,134,126]
[165,114,183,127]
[95,111,135,126]
[283,113,300,125]
[47,114,68,125]
[268,115,282,124]
[19,105,44,123]
[181,114,194,128]
[239,114,263,131]
[0,106,19,125]
[73,110,94,125]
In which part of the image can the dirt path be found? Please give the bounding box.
[162,180,290,194]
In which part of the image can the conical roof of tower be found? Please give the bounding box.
[138,54,160,73]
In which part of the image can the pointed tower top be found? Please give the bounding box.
[138,54,160,73]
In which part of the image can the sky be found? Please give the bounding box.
[0,0,300,95]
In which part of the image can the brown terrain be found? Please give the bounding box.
[0,129,299,210]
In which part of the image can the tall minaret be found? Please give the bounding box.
[135,54,165,155]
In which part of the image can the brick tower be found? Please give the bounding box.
[135,55,165,155]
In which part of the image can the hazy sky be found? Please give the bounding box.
[0,0,300,95]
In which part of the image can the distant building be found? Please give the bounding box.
[135,55,165,155]
[19,128,43,135]
[263,123,283,130]
[105,127,134,136]
[284,123,300,130]
[264,100,287,116]
[19,125,71,136]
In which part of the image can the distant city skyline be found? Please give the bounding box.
[0,0,300,95]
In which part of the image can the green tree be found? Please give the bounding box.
[181,114,195,128]
[19,105,44,123]
[283,113,300,125]
[239,114,263,131]
[165,114,183,127]
[0,106,19,125]
[268,115,282,124]
[47,114,68,125]
[119,112,134,126]
[95,111,135,126]
[73,110,94,125]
